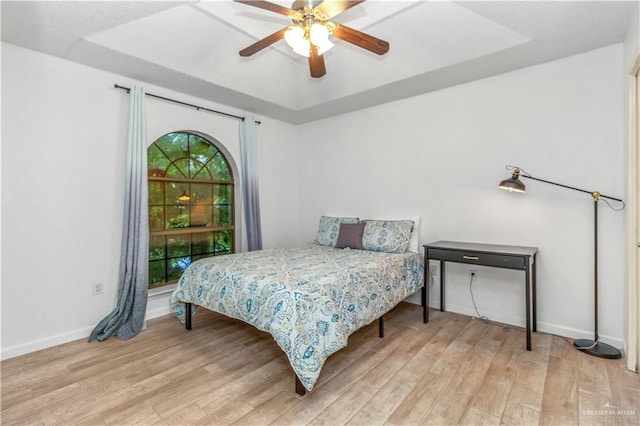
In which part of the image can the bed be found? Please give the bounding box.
[169,217,425,394]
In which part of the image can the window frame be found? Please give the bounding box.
[147,131,236,288]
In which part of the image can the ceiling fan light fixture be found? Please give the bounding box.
[234,0,389,77]
[310,23,333,55]
[285,25,310,57]
[315,39,333,55]
[309,22,328,45]
[284,25,303,47]
[293,40,311,57]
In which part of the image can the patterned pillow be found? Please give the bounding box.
[314,216,360,246]
[362,220,414,253]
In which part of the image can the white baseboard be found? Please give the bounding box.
[145,305,173,320]
[3,294,624,360]
[1,297,175,361]
[1,326,95,360]
[410,300,625,350]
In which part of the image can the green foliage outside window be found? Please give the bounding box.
[148,132,234,288]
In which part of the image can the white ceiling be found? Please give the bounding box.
[1,1,636,124]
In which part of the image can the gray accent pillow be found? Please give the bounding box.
[335,222,366,250]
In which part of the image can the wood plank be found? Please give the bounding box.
[307,380,379,424]
[269,387,340,425]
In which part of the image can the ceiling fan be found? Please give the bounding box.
[234,0,390,78]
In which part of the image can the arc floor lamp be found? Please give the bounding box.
[499,165,624,359]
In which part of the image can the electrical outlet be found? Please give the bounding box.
[430,264,437,275]
[92,281,104,295]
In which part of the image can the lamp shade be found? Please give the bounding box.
[499,172,526,193]
[310,23,334,55]
[285,26,310,57]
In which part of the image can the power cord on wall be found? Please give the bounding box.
[427,263,434,288]
[469,272,490,323]
[466,271,599,349]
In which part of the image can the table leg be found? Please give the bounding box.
[532,253,537,333]
[423,257,429,323]
[440,260,445,312]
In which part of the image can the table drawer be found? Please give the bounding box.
[426,248,525,269]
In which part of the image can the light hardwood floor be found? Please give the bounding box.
[2,302,639,425]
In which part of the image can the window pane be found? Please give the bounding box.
[192,166,213,180]
[149,206,165,232]
[191,136,218,181]
[156,133,187,162]
[191,205,212,227]
[208,152,232,181]
[148,144,170,176]
[167,234,190,258]
[168,257,191,281]
[215,230,232,254]
[214,205,231,226]
[190,160,205,179]
[192,183,213,205]
[169,159,191,179]
[213,184,232,205]
[149,260,166,287]
[149,235,166,260]
[148,182,164,205]
[166,183,190,206]
[190,134,219,163]
[166,164,187,179]
[192,232,214,255]
[166,206,190,229]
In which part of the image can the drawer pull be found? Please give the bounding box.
[463,256,479,260]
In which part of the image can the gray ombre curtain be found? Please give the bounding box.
[89,84,149,341]
[240,115,262,251]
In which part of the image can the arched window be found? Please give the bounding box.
[147,131,235,288]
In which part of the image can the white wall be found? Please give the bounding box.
[1,42,300,359]
[1,41,628,359]
[297,45,626,348]
[623,1,639,71]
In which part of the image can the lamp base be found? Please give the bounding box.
[573,339,622,359]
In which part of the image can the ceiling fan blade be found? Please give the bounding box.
[308,45,326,78]
[233,0,298,18]
[314,0,366,19]
[239,28,287,57]
[332,23,389,55]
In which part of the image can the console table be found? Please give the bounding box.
[423,241,538,350]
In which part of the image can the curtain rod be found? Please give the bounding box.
[114,84,261,124]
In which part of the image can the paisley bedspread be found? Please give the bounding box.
[169,244,424,391]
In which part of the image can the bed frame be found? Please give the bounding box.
[184,302,385,396]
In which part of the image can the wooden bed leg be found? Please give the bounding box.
[379,316,384,338]
[185,303,192,330]
[295,376,306,396]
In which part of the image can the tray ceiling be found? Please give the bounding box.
[1,1,635,123]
